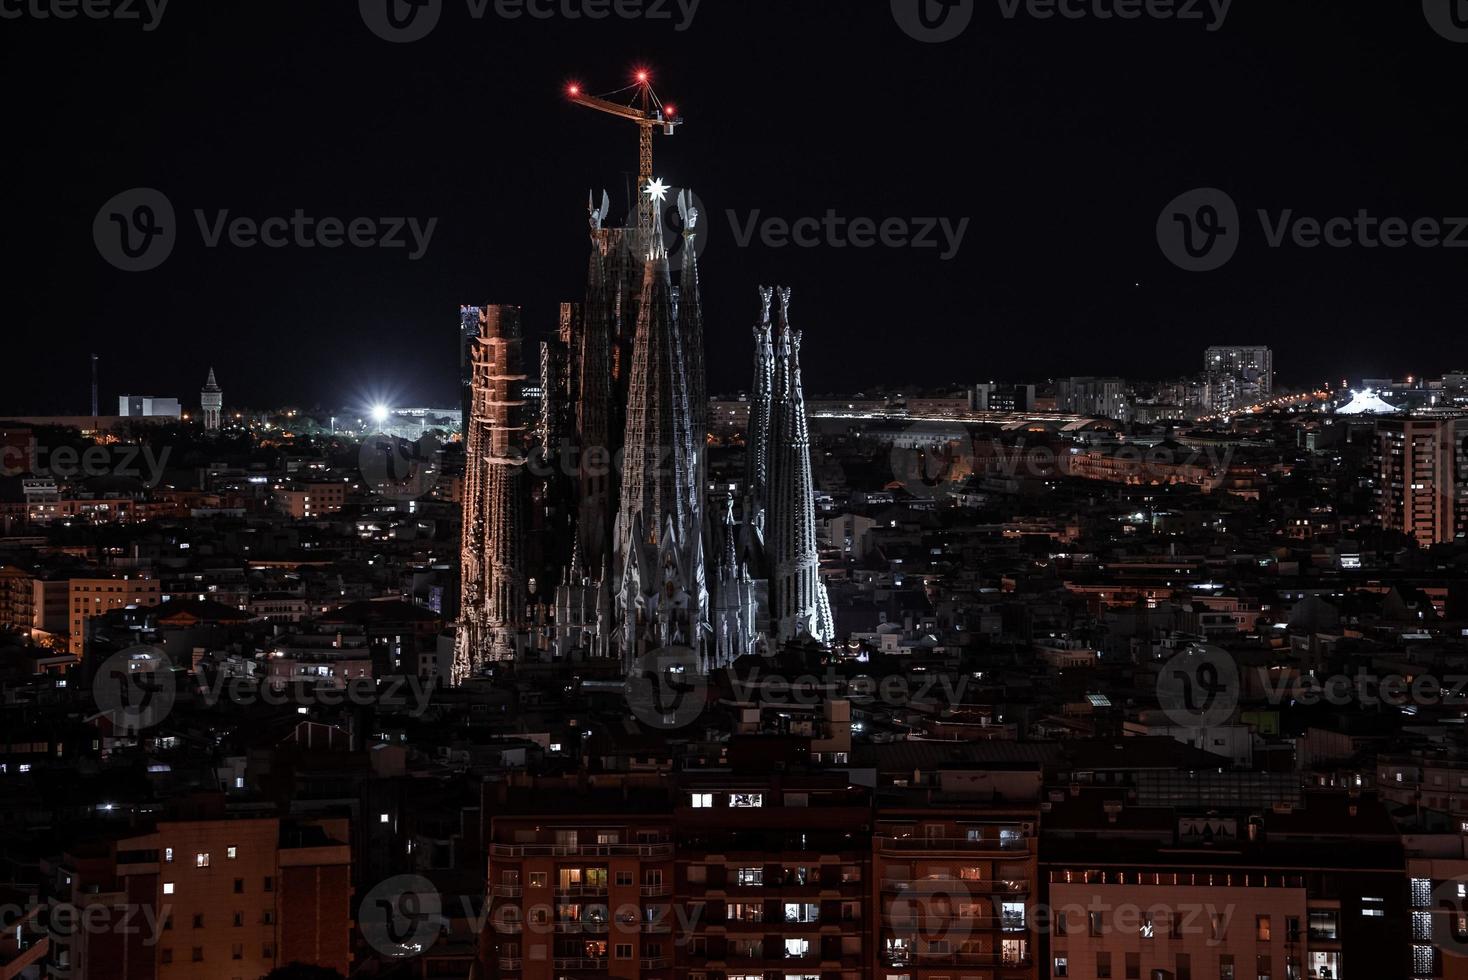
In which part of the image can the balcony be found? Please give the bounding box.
[876,836,1030,854]
[881,877,1029,894]
[498,958,522,971]
[553,958,610,971]
[555,884,610,898]
[883,951,1031,968]
[490,884,522,897]
[641,884,672,897]
[553,922,610,934]
[640,957,672,969]
[886,915,1026,932]
[491,842,673,858]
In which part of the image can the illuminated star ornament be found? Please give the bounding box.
[644,177,670,204]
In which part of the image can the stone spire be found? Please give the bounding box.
[765,287,834,647]
[200,367,223,432]
[612,240,707,665]
[744,287,776,536]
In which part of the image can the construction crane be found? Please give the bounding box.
[566,70,683,231]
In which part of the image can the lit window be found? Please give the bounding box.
[730,793,763,808]
[163,882,175,895]
[380,813,390,824]
[164,848,174,863]
[196,853,210,868]
[226,846,237,860]
[690,793,713,808]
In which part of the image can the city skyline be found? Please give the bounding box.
[7,3,1468,411]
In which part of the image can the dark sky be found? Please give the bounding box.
[5,0,1468,414]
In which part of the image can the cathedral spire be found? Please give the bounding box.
[744,287,776,535]
[764,286,834,648]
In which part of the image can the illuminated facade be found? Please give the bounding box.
[455,305,530,680]
[200,367,222,431]
[1375,414,1468,548]
[458,183,832,679]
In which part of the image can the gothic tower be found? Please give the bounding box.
[200,368,222,431]
[764,288,835,646]
[611,227,707,665]
[454,306,529,682]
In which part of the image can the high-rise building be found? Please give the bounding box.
[1375,414,1468,548]
[1204,345,1273,412]
[118,396,182,419]
[973,383,1037,413]
[1055,376,1128,420]
[454,306,529,680]
[199,367,222,431]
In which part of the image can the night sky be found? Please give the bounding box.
[5,0,1468,414]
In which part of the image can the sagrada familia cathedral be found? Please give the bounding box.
[453,184,832,684]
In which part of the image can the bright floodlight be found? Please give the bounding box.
[371,405,391,425]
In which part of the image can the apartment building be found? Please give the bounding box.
[483,784,677,980]
[52,813,352,979]
[875,795,1041,980]
[67,573,161,655]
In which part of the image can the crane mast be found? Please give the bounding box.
[567,71,683,232]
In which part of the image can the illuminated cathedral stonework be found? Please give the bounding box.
[454,185,832,682]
